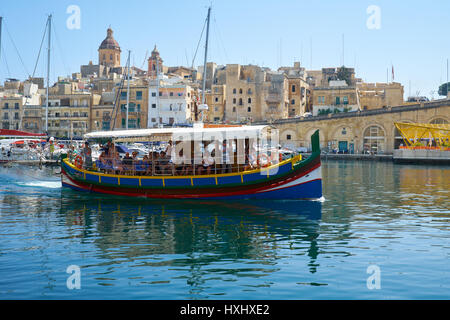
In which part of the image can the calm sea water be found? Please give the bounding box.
[0,161,448,300]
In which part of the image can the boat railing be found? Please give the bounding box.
[68,153,301,177]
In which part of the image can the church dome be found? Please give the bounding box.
[99,28,121,51]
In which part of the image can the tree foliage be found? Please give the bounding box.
[438,82,449,96]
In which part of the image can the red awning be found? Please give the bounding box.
[0,129,47,137]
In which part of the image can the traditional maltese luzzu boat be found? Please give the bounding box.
[60,125,322,200]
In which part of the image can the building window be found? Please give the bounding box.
[233,98,236,104]
[170,92,174,97]
[102,121,110,130]
[96,111,99,117]
[247,107,251,112]
[291,99,295,105]
[215,97,219,102]
[247,88,252,95]
[136,91,143,100]
[287,134,292,140]
[152,103,156,109]
[14,103,19,109]
[3,103,8,109]
[151,118,156,122]
[233,88,236,94]
[152,92,156,97]
[121,91,127,100]
[239,88,243,94]
[343,96,349,105]
[318,96,325,104]
[335,97,340,105]
[121,118,126,128]
[14,113,19,120]
[159,91,162,96]
[110,54,113,60]
[292,85,296,92]
[248,98,252,103]
[239,98,243,106]
[232,107,236,112]
[3,113,9,120]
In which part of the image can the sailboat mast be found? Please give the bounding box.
[45,14,52,133]
[126,50,131,130]
[0,17,3,69]
[201,7,211,105]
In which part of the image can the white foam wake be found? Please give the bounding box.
[20,181,62,189]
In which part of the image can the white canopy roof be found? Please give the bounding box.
[84,125,273,142]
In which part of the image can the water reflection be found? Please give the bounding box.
[1,161,448,299]
[57,191,323,291]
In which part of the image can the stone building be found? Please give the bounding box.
[112,81,149,130]
[357,82,404,110]
[80,27,123,78]
[45,90,94,138]
[205,84,226,123]
[207,64,289,123]
[99,27,121,68]
[312,80,359,116]
[278,62,310,117]
[148,77,195,127]
[148,46,164,79]
[90,91,115,132]
[259,99,450,154]
[1,82,41,131]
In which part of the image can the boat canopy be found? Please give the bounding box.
[84,125,275,143]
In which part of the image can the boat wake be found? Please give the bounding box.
[314,196,326,202]
[19,181,61,189]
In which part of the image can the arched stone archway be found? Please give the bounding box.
[362,124,387,154]
[280,129,298,148]
[329,125,356,153]
[393,119,414,149]
[429,117,449,124]
[304,127,326,152]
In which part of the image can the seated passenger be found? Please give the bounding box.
[122,152,133,174]
[112,151,123,175]
[158,151,170,175]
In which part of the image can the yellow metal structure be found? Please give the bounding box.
[395,122,450,150]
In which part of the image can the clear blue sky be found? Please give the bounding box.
[0,0,449,98]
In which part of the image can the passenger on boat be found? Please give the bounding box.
[131,151,139,175]
[122,152,133,174]
[152,151,160,175]
[82,142,93,169]
[108,151,121,175]
[68,145,76,162]
[158,151,170,175]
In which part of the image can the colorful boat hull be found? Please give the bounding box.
[61,131,323,200]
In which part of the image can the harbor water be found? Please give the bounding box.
[0,160,448,299]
